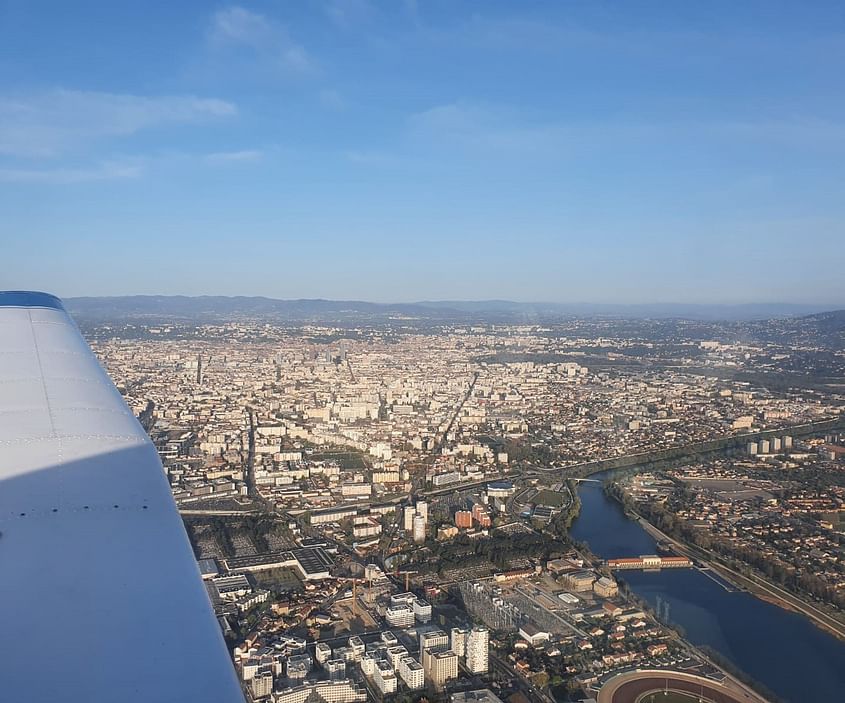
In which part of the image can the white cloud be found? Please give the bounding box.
[0,89,236,158]
[208,6,316,75]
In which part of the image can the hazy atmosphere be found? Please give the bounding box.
[2,1,844,303]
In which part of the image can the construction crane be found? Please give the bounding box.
[345,576,376,615]
[394,568,419,592]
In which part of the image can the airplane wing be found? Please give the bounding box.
[0,292,244,702]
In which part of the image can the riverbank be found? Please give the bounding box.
[569,473,845,702]
[632,511,845,642]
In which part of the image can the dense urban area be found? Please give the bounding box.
[81,303,845,703]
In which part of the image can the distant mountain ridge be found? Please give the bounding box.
[63,295,842,322]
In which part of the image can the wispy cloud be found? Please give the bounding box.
[203,149,263,164]
[0,89,236,158]
[0,160,142,184]
[207,6,316,76]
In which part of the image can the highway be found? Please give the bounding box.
[536,416,845,478]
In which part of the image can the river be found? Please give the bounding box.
[569,471,845,702]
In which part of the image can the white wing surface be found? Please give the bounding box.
[0,291,244,702]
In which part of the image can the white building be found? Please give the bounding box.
[450,627,468,657]
[359,654,376,677]
[386,645,408,670]
[274,681,367,703]
[374,660,397,695]
[423,649,457,690]
[398,656,424,690]
[466,626,489,674]
[286,654,312,680]
[403,506,416,531]
[315,642,332,665]
[326,659,346,681]
[413,514,426,543]
[386,604,415,628]
[413,598,432,623]
[348,636,365,659]
[420,630,449,653]
[250,671,273,699]
[519,622,551,646]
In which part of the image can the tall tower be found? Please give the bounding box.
[466,626,489,674]
[196,353,203,385]
[450,627,468,657]
[404,506,416,531]
[413,514,426,544]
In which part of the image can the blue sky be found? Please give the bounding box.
[1,1,843,304]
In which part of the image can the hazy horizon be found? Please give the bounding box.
[60,293,842,308]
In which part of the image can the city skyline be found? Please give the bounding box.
[2,1,845,303]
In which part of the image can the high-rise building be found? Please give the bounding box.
[413,514,426,543]
[450,627,469,657]
[423,649,458,690]
[403,506,416,531]
[466,626,489,674]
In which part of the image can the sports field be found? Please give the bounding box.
[636,691,711,703]
[532,488,568,507]
[596,670,764,703]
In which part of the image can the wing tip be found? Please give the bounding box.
[0,291,65,310]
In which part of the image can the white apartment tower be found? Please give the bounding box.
[450,627,468,657]
[403,506,416,531]
[413,514,426,543]
[466,626,489,674]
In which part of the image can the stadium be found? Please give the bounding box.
[596,670,768,703]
